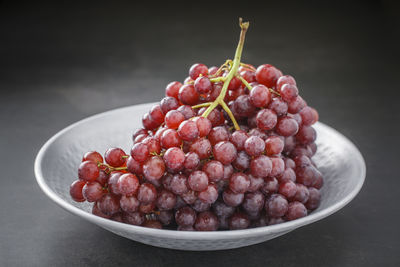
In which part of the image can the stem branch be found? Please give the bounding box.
[201,18,249,130]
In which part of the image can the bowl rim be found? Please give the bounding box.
[34,103,366,240]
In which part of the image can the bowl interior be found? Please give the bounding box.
[35,103,365,249]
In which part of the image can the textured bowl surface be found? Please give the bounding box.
[34,103,366,251]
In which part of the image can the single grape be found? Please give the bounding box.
[223,188,244,207]
[250,155,272,178]
[248,175,264,192]
[194,211,219,231]
[223,164,234,180]
[120,195,140,213]
[184,152,200,170]
[198,184,218,204]
[82,181,104,202]
[192,198,211,212]
[188,171,209,192]
[163,147,185,172]
[265,136,284,156]
[82,151,103,164]
[249,85,271,107]
[122,212,145,226]
[189,63,208,80]
[286,201,307,221]
[300,106,319,126]
[244,136,266,157]
[130,142,149,163]
[104,148,126,167]
[229,212,250,230]
[116,173,139,196]
[107,171,122,195]
[233,150,250,171]
[280,84,299,102]
[276,116,299,137]
[265,194,288,218]
[295,165,318,187]
[165,81,182,99]
[294,155,311,168]
[284,157,296,169]
[255,64,282,88]
[165,110,185,129]
[137,183,157,204]
[78,160,99,182]
[277,168,296,183]
[161,129,182,148]
[213,141,237,165]
[194,76,212,94]
[156,189,177,210]
[177,105,196,120]
[70,180,86,202]
[296,125,317,145]
[256,109,278,131]
[98,194,120,216]
[270,156,285,177]
[234,95,256,117]
[175,206,197,226]
[313,172,324,189]
[179,84,199,105]
[208,126,229,146]
[142,136,161,155]
[142,112,158,130]
[190,138,212,159]
[242,191,265,214]
[149,104,165,124]
[229,172,250,194]
[229,130,248,151]
[126,156,142,175]
[306,187,321,210]
[178,120,199,141]
[160,96,179,114]
[92,202,111,219]
[268,97,288,116]
[202,160,224,182]
[181,189,197,204]
[279,180,297,199]
[293,183,310,203]
[193,116,212,137]
[288,96,306,114]
[262,177,279,195]
[143,156,165,180]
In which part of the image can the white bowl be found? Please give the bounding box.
[34,103,366,251]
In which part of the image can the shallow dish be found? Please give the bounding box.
[34,103,366,251]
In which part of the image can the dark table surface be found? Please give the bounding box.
[1,1,399,266]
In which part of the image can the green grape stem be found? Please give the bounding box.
[200,18,250,130]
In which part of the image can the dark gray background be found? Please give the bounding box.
[1,1,399,266]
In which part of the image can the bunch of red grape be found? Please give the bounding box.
[70,19,322,231]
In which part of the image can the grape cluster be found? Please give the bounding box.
[70,19,322,231]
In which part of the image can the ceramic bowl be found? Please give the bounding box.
[34,103,366,251]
